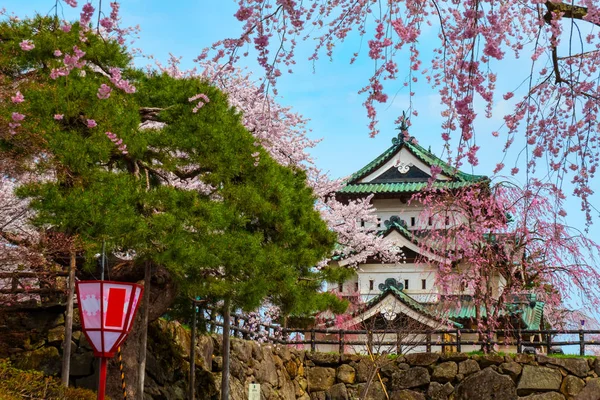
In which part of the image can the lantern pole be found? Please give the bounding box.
[98,242,105,400]
[98,357,108,400]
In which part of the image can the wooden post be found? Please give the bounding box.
[339,331,345,354]
[516,328,522,354]
[579,330,585,356]
[310,329,316,353]
[189,300,197,400]
[367,330,373,354]
[221,298,232,400]
[138,262,151,399]
[396,332,402,355]
[282,327,289,345]
[233,316,239,339]
[546,331,552,355]
[456,329,462,353]
[426,333,432,352]
[61,250,76,387]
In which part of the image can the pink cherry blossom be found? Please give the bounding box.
[19,40,34,51]
[189,93,210,113]
[86,119,97,128]
[79,3,95,28]
[54,114,64,120]
[109,68,136,94]
[97,84,112,99]
[64,0,77,7]
[10,91,24,104]
[53,49,62,57]
[104,131,128,155]
[11,112,25,122]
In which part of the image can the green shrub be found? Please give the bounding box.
[0,359,99,400]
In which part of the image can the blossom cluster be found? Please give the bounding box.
[105,131,128,155]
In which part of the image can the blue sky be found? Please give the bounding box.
[4,0,598,239]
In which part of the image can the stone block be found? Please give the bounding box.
[500,362,523,380]
[389,389,426,400]
[391,367,430,390]
[336,363,356,384]
[327,383,349,400]
[307,367,336,392]
[458,359,480,376]
[455,368,517,400]
[518,365,563,395]
[405,353,439,366]
[560,375,585,397]
[427,382,454,400]
[432,361,457,383]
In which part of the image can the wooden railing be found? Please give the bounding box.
[0,271,69,307]
[200,304,600,355]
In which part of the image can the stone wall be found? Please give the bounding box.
[217,340,600,400]
[0,306,217,399]
[3,307,600,400]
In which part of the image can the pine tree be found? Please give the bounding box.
[0,16,347,398]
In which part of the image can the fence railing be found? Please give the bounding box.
[199,304,600,356]
[0,271,69,307]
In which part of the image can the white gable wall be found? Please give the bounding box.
[359,147,451,183]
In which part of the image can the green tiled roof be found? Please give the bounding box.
[520,300,545,330]
[428,298,545,331]
[359,285,463,328]
[341,134,488,195]
[338,181,480,194]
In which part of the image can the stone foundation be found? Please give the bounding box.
[3,308,600,400]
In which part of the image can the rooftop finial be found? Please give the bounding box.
[393,111,411,145]
[398,111,409,132]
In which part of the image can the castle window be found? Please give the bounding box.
[428,217,433,226]
[377,218,382,228]
[338,282,343,292]
[411,217,415,227]
[355,282,359,292]
[445,216,450,225]
[422,279,427,290]
[360,219,365,228]
[369,280,374,290]
[404,279,409,290]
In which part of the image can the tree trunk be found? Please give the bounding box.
[103,262,177,400]
[221,297,231,400]
[61,249,76,387]
[137,262,151,400]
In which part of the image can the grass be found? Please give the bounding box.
[547,354,596,359]
[0,359,100,400]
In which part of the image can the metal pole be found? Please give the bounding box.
[189,300,197,400]
[98,357,108,400]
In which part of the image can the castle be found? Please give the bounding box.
[317,130,544,353]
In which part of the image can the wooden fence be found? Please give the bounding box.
[0,271,69,307]
[198,303,600,356]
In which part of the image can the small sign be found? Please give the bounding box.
[249,383,260,400]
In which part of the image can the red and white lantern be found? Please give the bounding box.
[76,280,143,399]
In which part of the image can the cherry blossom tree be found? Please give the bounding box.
[413,178,600,330]
[206,0,600,227]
